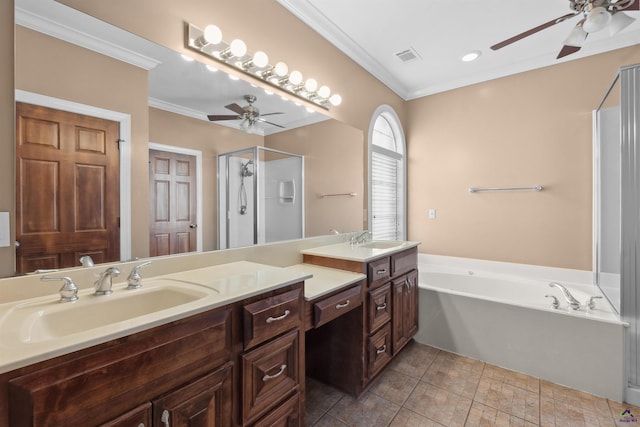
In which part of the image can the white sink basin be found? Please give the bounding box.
[359,241,404,250]
[1,279,213,346]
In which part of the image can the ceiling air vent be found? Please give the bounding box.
[395,47,421,63]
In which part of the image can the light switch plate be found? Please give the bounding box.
[0,212,9,247]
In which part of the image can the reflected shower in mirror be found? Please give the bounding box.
[12,0,364,277]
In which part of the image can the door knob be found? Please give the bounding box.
[15,241,20,248]
[189,224,198,229]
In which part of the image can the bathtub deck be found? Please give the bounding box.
[306,340,637,426]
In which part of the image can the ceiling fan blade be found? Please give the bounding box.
[556,45,582,59]
[259,112,284,117]
[256,118,285,128]
[224,103,247,115]
[207,114,240,121]
[491,12,579,50]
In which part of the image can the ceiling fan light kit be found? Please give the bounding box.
[187,23,341,109]
[491,0,638,59]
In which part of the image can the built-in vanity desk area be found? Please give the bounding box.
[0,235,419,426]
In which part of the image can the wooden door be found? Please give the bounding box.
[15,102,120,273]
[149,149,197,256]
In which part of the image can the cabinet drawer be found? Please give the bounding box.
[244,288,301,350]
[367,257,390,287]
[391,247,417,277]
[314,284,362,328]
[368,283,392,333]
[99,403,151,427]
[242,329,300,423]
[367,323,392,379]
[250,392,299,427]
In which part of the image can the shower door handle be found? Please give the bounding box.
[189,224,198,229]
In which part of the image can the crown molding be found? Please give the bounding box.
[15,6,161,71]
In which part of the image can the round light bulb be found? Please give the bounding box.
[289,70,303,85]
[274,62,288,77]
[329,94,342,106]
[317,85,331,98]
[203,25,223,45]
[304,78,318,92]
[229,39,247,57]
[252,51,269,68]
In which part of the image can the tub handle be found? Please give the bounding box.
[376,302,387,311]
[545,294,559,309]
[586,296,603,310]
[376,344,387,355]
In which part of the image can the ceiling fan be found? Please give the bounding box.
[207,95,285,132]
[491,0,638,59]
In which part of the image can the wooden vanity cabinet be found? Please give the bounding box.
[304,246,418,395]
[3,282,305,427]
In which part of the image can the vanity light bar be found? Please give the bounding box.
[186,23,342,109]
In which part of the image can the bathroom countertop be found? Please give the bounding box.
[301,240,420,262]
[0,261,311,374]
[284,263,366,301]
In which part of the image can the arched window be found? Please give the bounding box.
[368,105,406,240]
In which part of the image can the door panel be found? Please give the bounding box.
[15,103,120,273]
[149,149,197,257]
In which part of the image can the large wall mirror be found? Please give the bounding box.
[11,0,365,277]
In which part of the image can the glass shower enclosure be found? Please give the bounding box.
[594,63,640,405]
[217,146,304,249]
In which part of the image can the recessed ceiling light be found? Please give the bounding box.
[461,51,481,62]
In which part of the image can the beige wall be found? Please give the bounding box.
[148,107,263,251]
[407,46,640,270]
[266,120,365,236]
[0,0,14,277]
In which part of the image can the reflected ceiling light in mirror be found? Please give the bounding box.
[181,54,195,62]
[187,23,341,109]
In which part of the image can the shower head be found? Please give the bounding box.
[241,160,254,177]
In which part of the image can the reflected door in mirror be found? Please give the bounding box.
[15,103,120,273]
[149,149,197,256]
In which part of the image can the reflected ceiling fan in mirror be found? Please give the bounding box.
[491,0,638,59]
[207,95,285,133]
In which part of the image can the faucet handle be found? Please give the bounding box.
[545,294,559,309]
[127,261,152,290]
[586,296,603,310]
[41,275,79,303]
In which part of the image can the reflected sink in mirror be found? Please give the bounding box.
[359,241,404,250]
[2,279,214,346]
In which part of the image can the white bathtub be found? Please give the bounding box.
[414,254,627,401]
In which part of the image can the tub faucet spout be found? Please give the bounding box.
[548,282,580,310]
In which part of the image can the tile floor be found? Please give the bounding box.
[305,341,639,426]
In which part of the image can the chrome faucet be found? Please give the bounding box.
[94,267,120,295]
[79,255,95,267]
[127,261,152,290]
[350,231,371,245]
[548,282,581,310]
[41,275,79,303]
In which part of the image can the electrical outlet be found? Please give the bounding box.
[428,209,436,220]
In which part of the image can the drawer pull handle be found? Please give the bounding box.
[335,300,350,309]
[376,344,387,355]
[161,409,170,427]
[266,310,291,323]
[376,303,387,311]
[263,364,287,381]
[377,269,388,274]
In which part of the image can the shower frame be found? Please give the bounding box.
[217,146,305,249]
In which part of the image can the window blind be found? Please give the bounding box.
[371,151,399,240]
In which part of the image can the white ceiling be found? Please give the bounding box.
[277,0,640,99]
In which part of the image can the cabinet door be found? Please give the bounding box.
[392,270,419,354]
[368,283,392,333]
[153,362,233,427]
